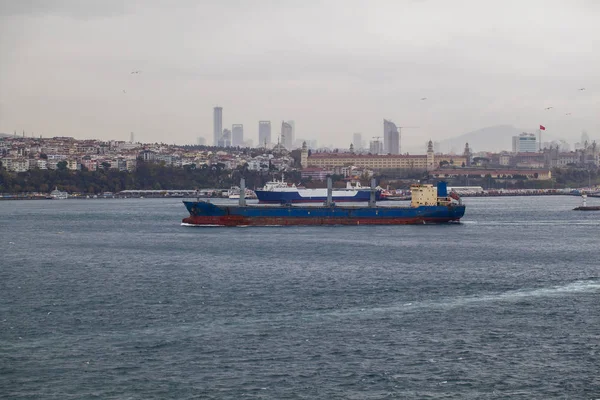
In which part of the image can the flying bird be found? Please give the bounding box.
[565,113,571,115]
[544,107,553,110]
[122,90,126,94]
[131,70,141,74]
[420,97,427,100]
[578,88,586,91]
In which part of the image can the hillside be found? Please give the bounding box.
[434,125,565,154]
[438,125,524,154]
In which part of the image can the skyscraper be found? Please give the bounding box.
[383,119,400,154]
[286,120,295,148]
[353,133,362,150]
[218,129,232,147]
[213,107,223,146]
[232,124,244,147]
[281,121,293,149]
[258,121,271,148]
[369,139,384,155]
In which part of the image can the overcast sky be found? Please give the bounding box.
[0,0,598,149]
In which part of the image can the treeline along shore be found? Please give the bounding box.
[1,160,599,196]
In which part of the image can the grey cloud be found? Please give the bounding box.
[0,0,598,145]
[0,0,132,18]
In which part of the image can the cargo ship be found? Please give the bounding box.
[182,180,465,226]
[255,178,384,203]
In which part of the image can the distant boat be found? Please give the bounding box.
[228,186,241,199]
[48,187,68,200]
[228,186,257,199]
[255,178,384,204]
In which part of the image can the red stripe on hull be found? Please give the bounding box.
[258,199,370,204]
[182,215,461,226]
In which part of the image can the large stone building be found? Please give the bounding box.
[307,153,427,170]
[305,141,466,171]
[431,169,552,180]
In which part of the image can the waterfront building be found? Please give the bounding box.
[307,141,466,171]
[512,133,537,153]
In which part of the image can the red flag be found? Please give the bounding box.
[539,125,546,130]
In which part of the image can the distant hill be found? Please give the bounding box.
[434,125,564,154]
[438,125,524,154]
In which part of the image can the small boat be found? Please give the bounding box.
[228,186,257,199]
[49,187,68,200]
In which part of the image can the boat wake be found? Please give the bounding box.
[319,279,600,319]
[180,223,222,227]
[471,220,600,226]
[450,279,600,305]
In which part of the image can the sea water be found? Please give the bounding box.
[1,196,599,399]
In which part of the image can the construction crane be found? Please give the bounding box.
[396,126,419,153]
[397,126,419,135]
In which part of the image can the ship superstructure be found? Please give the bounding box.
[255,178,384,203]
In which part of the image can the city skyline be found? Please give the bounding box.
[1,1,599,148]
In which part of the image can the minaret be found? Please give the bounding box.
[426,140,435,171]
[301,141,308,168]
[349,143,354,154]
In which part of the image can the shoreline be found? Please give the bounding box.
[1,193,596,201]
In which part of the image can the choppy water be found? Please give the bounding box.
[1,196,599,399]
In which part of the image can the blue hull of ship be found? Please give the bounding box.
[182,201,465,226]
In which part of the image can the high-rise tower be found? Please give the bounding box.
[213,107,223,146]
[232,124,244,147]
[218,129,231,147]
[259,121,271,148]
[286,120,295,147]
[281,121,293,149]
[353,133,362,151]
[383,119,400,154]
